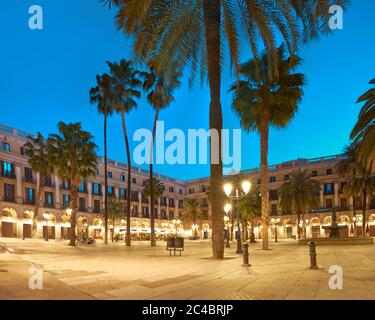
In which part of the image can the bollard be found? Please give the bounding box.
[308,241,318,270]
[242,243,250,267]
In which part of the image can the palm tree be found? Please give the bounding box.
[238,186,261,243]
[279,170,320,240]
[101,195,126,241]
[89,73,115,244]
[107,59,142,246]
[229,45,305,249]
[142,63,181,246]
[336,143,361,219]
[351,79,375,172]
[47,122,97,246]
[103,0,349,259]
[180,198,206,240]
[23,133,54,238]
[343,165,375,236]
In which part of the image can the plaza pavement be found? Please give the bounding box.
[1,237,375,300]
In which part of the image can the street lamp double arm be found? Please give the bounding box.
[223,180,251,254]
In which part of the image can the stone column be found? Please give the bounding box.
[54,175,61,209]
[87,182,93,212]
[16,166,22,204]
[334,182,339,208]
[320,185,324,208]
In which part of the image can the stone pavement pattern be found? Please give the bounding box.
[1,238,375,300]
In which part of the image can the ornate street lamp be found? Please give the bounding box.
[172,219,181,238]
[223,180,251,254]
[223,204,232,248]
[271,218,280,242]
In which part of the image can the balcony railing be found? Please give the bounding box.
[44,202,54,208]
[24,199,36,205]
[1,172,16,179]
[3,196,15,202]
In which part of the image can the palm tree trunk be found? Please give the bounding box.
[121,111,132,247]
[297,213,301,240]
[193,213,197,239]
[104,113,108,245]
[32,173,44,238]
[250,218,256,243]
[362,190,367,236]
[69,176,78,246]
[260,107,270,250]
[150,108,160,247]
[204,0,224,260]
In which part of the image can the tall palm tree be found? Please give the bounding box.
[143,177,165,226]
[343,165,375,235]
[90,73,115,244]
[279,170,320,240]
[336,143,361,219]
[351,79,375,172]
[142,63,181,246]
[238,186,261,243]
[229,46,305,249]
[107,59,142,246]
[23,133,54,238]
[180,198,206,240]
[101,195,126,241]
[103,0,349,259]
[47,122,98,246]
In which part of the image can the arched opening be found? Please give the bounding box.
[42,213,56,239]
[1,208,17,238]
[310,217,321,238]
[338,215,350,237]
[92,218,103,239]
[22,210,34,239]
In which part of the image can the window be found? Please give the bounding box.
[2,142,10,152]
[78,197,86,211]
[93,200,101,213]
[161,197,167,206]
[62,195,70,207]
[93,183,101,195]
[284,175,290,181]
[326,168,332,175]
[132,177,136,184]
[120,175,125,182]
[324,183,334,195]
[96,169,100,175]
[107,171,113,178]
[201,186,206,192]
[131,206,138,216]
[179,189,183,195]
[131,191,138,201]
[270,176,276,183]
[271,203,277,215]
[340,198,348,210]
[20,147,30,156]
[2,161,14,177]
[169,186,174,192]
[78,181,86,193]
[45,192,54,207]
[257,179,261,185]
[311,170,318,177]
[189,188,195,194]
[119,188,126,199]
[25,188,35,204]
[3,184,15,202]
[107,186,115,196]
[269,190,278,201]
[44,175,52,187]
[178,200,184,208]
[325,198,333,209]
[24,167,33,183]
[169,198,175,207]
[142,207,149,217]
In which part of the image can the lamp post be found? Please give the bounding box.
[224,203,232,248]
[172,219,181,238]
[271,218,280,242]
[223,180,251,254]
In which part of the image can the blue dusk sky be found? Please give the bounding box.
[1,1,375,180]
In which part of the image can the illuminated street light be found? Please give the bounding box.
[223,179,251,254]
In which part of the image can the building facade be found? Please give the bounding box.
[1,123,375,241]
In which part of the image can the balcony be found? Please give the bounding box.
[24,199,36,205]
[23,177,37,184]
[3,196,15,203]
[44,202,54,208]
[1,172,16,179]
